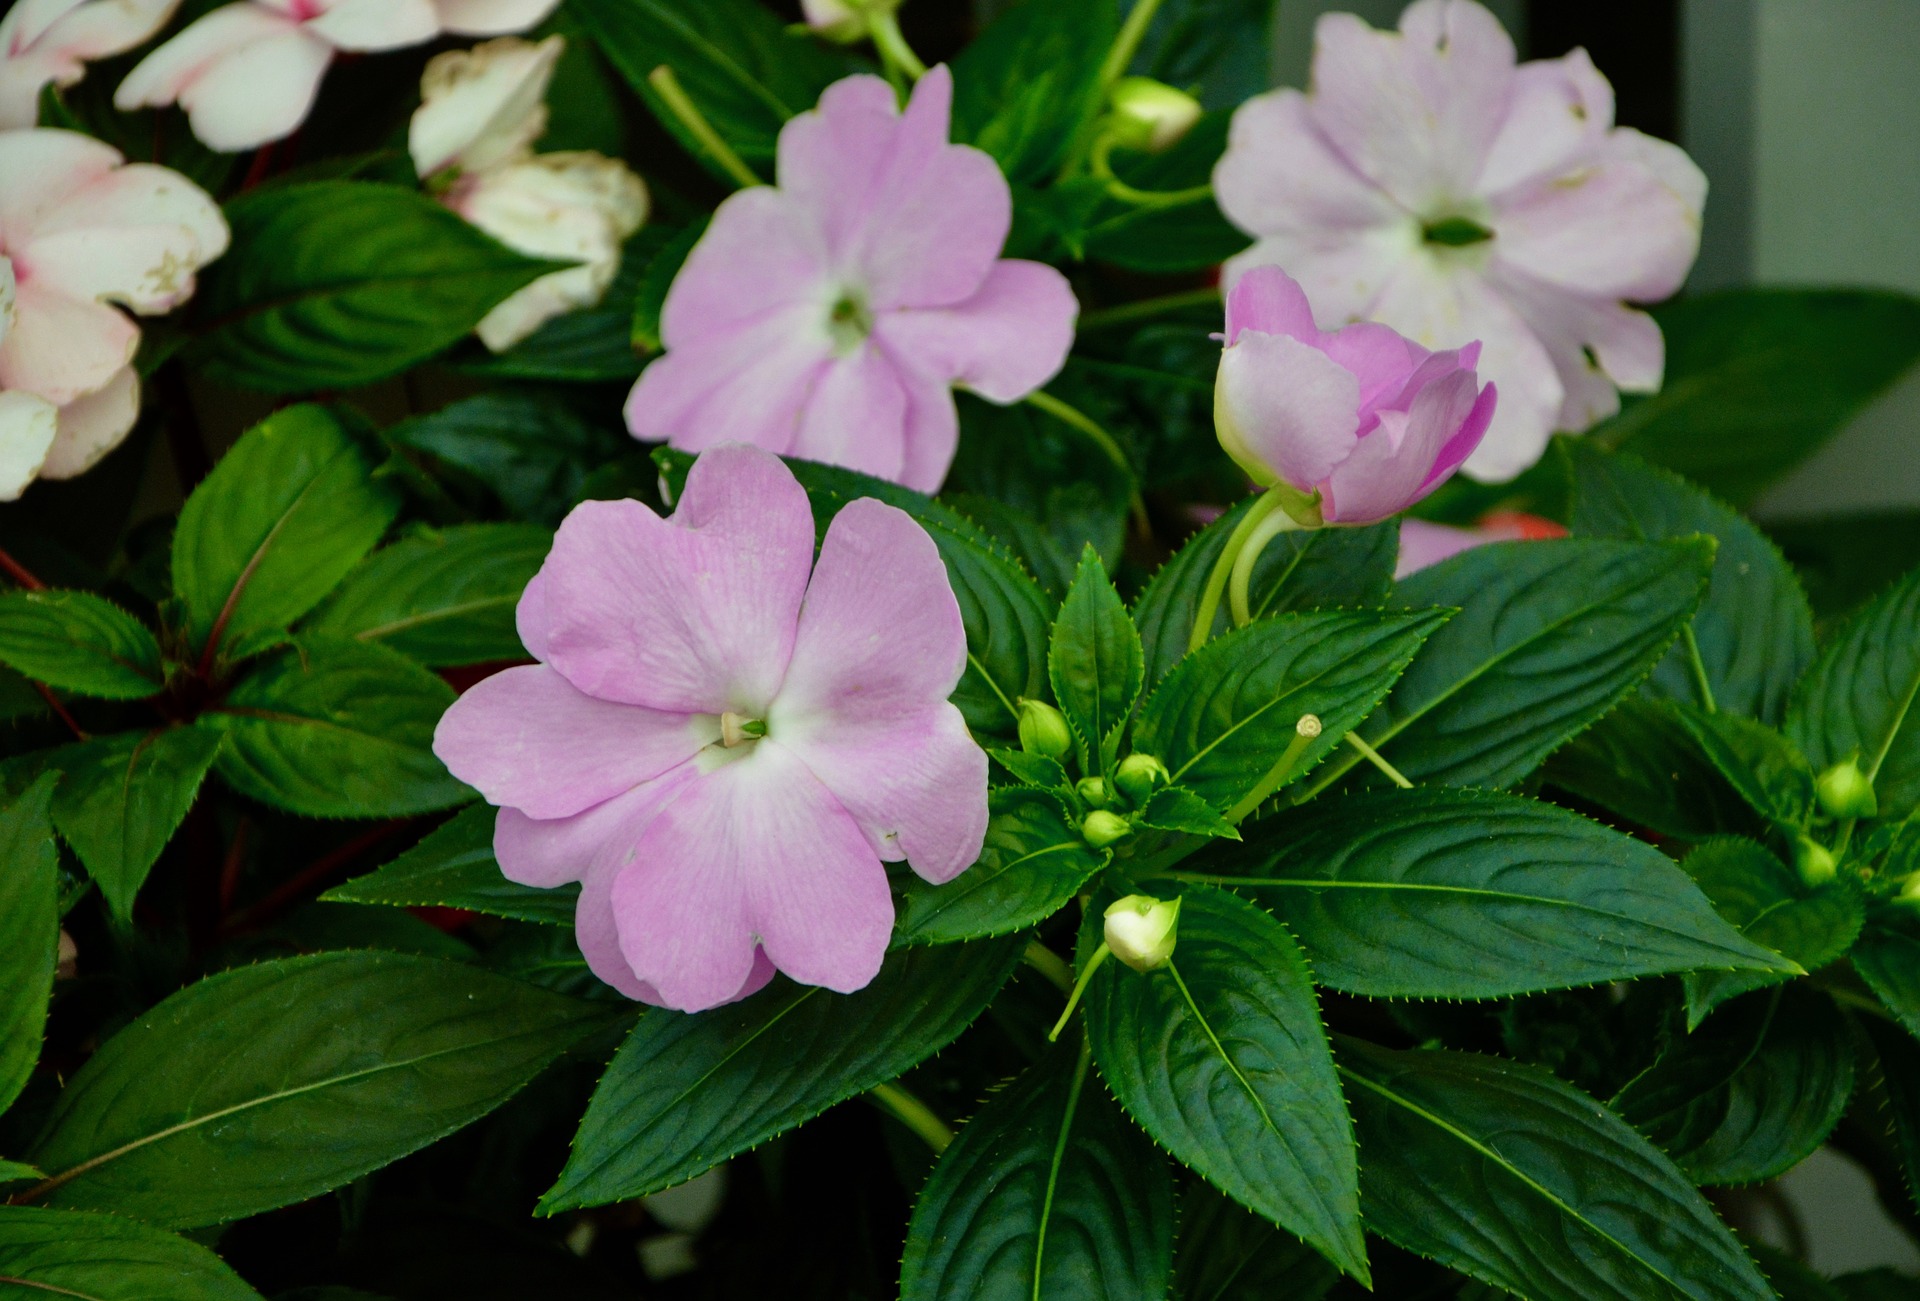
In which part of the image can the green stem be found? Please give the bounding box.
[1098,0,1169,91]
[1681,624,1718,714]
[648,66,762,190]
[1023,390,1150,535]
[1023,939,1074,994]
[1079,287,1221,332]
[1228,507,1306,627]
[1190,490,1284,654]
[868,1080,954,1153]
[1343,731,1413,789]
[1224,715,1322,824]
[867,8,926,81]
[1047,943,1112,1042]
[1089,134,1216,209]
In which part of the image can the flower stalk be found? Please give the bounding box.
[647,65,762,190]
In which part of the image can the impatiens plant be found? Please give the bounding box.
[1,0,1919,1297]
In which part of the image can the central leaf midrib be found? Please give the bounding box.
[352,594,519,641]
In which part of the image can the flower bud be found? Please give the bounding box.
[1107,77,1203,153]
[1017,698,1073,759]
[1104,894,1180,972]
[1901,874,1920,904]
[1795,835,1838,889]
[1077,775,1114,809]
[802,0,900,43]
[1113,753,1170,805]
[1081,809,1132,849]
[1815,759,1878,820]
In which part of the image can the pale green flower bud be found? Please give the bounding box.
[1017,698,1072,759]
[1107,77,1203,153]
[801,0,900,43]
[1081,809,1132,849]
[1104,894,1181,972]
[1795,835,1838,888]
[1077,775,1113,808]
[1815,758,1878,820]
[1113,753,1170,805]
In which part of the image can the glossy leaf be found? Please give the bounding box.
[0,776,59,1114]
[951,0,1116,184]
[1860,1016,1920,1216]
[1851,915,1920,1041]
[194,182,556,392]
[202,636,468,819]
[1787,564,1920,818]
[1084,885,1365,1282]
[1679,707,1818,831]
[1543,696,1757,840]
[323,803,578,927]
[386,390,628,526]
[26,952,611,1228]
[173,406,400,663]
[304,524,550,667]
[1048,547,1143,773]
[541,937,1022,1211]
[0,590,162,699]
[1171,1180,1338,1301]
[0,1206,264,1300]
[1208,788,1799,1000]
[1339,1039,1774,1301]
[893,789,1103,946]
[1135,786,1239,840]
[899,1040,1174,1299]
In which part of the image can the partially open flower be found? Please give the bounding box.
[1104,894,1180,972]
[0,0,181,128]
[1215,265,1495,525]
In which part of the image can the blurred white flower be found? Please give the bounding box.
[0,0,181,128]
[408,33,561,178]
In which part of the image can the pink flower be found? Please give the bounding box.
[1395,511,1565,578]
[114,0,561,152]
[1213,0,1705,482]
[0,128,227,498]
[1215,265,1494,525]
[625,66,1079,493]
[432,444,990,1012]
[0,0,181,128]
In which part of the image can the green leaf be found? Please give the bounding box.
[451,227,661,382]
[0,1161,41,1184]
[1566,442,1815,723]
[899,1040,1174,1299]
[0,591,162,699]
[1678,838,1862,1027]
[567,0,848,171]
[1851,914,1920,1041]
[1306,538,1714,796]
[1132,609,1444,813]
[193,182,557,392]
[1172,1180,1338,1301]
[1082,114,1248,273]
[0,775,59,1115]
[26,952,611,1228]
[951,0,1117,184]
[303,524,549,667]
[1613,988,1855,1185]
[323,803,577,926]
[1338,1039,1774,1301]
[1048,547,1143,774]
[0,1206,265,1300]
[1859,1015,1920,1216]
[1543,696,1758,840]
[540,937,1021,1211]
[46,728,223,922]
[387,390,629,527]
[1769,508,1920,621]
[1135,786,1239,839]
[202,636,467,819]
[1594,288,1920,505]
[894,789,1103,946]
[1787,564,1920,818]
[1133,498,1396,688]
[1084,885,1365,1282]
[989,748,1070,789]
[1678,708,1818,832]
[1207,788,1799,1000]
[631,219,706,353]
[173,405,400,664]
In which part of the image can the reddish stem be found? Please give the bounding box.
[241,140,277,191]
[222,820,411,936]
[217,816,252,915]
[36,685,85,741]
[0,547,45,591]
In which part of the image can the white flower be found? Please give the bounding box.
[0,0,181,128]
[408,33,561,179]
[1212,0,1706,481]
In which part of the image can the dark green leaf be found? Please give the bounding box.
[1566,442,1814,722]
[1678,708,1818,831]
[0,591,162,699]
[1852,914,1920,1041]
[1543,696,1757,840]
[1769,508,1920,622]
[194,182,557,392]
[451,228,661,382]
[894,789,1102,946]
[1860,1014,1920,1217]
[0,775,59,1114]
[47,728,223,922]
[202,636,467,819]
[0,1161,40,1184]
[1207,788,1799,1000]
[899,1040,1174,1299]
[1135,786,1238,839]
[26,952,611,1228]
[1082,114,1248,273]
[173,405,400,663]
[1836,1270,1920,1301]
[0,1206,264,1300]
[1048,547,1143,774]
[303,524,549,667]
[387,390,628,527]
[1306,538,1714,796]
[943,493,1078,601]
[1339,1038,1774,1301]
[1134,0,1274,108]
[1786,564,1920,818]
[989,748,1070,789]
[324,803,577,926]
[1172,1180,1338,1301]
[1594,288,1920,504]
[951,0,1116,184]
[541,937,1022,1211]
[1085,885,1365,1282]
[630,219,706,353]
[1133,609,1444,814]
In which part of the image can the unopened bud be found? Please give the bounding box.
[1104,894,1181,972]
[1017,698,1072,759]
[1077,775,1114,809]
[801,0,899,43]
[1113,753,1170,805]
[1081,809,1132,849]
[1107,77,1203,153]
[1815,759,1878,820]
[1795,836,1838,888]
[1901,874,1920,903]
[1295,714,1322,739]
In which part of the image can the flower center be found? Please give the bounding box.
[826,291,873,355]
[1422,215,1495,247]
[719,711,767,748]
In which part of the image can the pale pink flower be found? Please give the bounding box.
[1395,511,1564,578]
[433,444,989,1012]
[1215,265,1494,525]
[114,0,561,152]
[0,128,227,499]
[1213,0,1705,481]
[625,66,1078,493]
[0,0,181,128]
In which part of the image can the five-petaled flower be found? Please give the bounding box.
[1213,0,1704,481]
[0,0,180,128]
[0,127,227,499]
[433,443,990,1012]
[625,65,1079,494]
[1215,265,1495,525]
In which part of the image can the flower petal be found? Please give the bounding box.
[0,280,138,404]
[22,162,229,316]
[29,160,229,273]
[1484,266,1665,432]
[1213,88,1406,241]
[658,186,829,348]
[40,363,138,478]
[0,390,58,501]
[788,345,909,484]
[434,663,718,820]
[1477,49,1613,196]
[432,0,563,36]
[14,0,181,62]
[626,303,832,456]
[891,359,960,495]
[169,23,333,152]
[1214,328,1360,490]
[0,127,119,239]
[408,34,561,177]
[113,4,299,123]
[1323,368,1492,523]
[872,258,1077,403]
[305,0,438,49]
[534,443,816,714]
